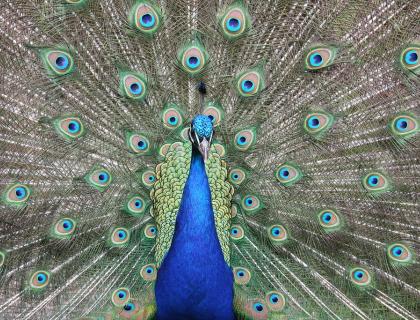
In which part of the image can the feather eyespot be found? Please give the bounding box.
[162,105,183,129]
[244,299,269,319]
[41,49,74,76]
[233,267,251,285]
[266,291,286,312]
[120,72,148,100]
[230,225,244,240]
[317,209,342,232]
[303,111,334,139]
[140,263,157,281]
[236,69,264,97]
[53,218,76,238]
[121,300,141,318]
[387,243,414,265]
[203,102,223,127]
[362,172,391,195]
[54,116,85,140]
[305,46,337,70]
[241,195,262,214]
[112,288,130,306]
[234,128,256,151]
[85,167,112,191]
[129,1,162,35]
[275,162,302,186]
[111,228,130,246]
[140,170,156,188]
[229,168,246,185]
[350,267,372,287]
[3,183,31,205]
[125,195,147,216]
[400,45,419,74]
[144,224,157,239]
[268,225,288,244]
[179,41,208,75]
[220,4,250,40]
[390,114,418,139]
[30,271,50,289]
[126,132,150,154]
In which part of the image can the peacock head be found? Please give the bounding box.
[189,114,214,162]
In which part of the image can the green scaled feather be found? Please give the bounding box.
[218,0,251,41]
[128,0,163,36]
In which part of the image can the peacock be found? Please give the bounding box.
[0,0,419,319]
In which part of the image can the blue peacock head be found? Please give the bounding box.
[189,114,214,162]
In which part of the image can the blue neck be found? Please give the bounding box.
[155,147,234,320]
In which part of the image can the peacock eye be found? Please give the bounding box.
[387,243,414,265]
[121,300,141,316]
[54,117,85,140]
[203,102,224,127]
[268,225,288,244]
[125,195,147,216]
[120,72,148,100]
[275,162,302,186]
[234,128,256,151]
[230,225,244,240]
[305,46,337,70]
[253,302,264,313]
[140,263,157,281]
[400,45,419,73]
[111,288,130,306]
[266,291,286,311]
[350,267,372,287]
[4,184,31,205]
[241,195,262,214]
[390,114,418,139]
[30,271,50,289]
[41,49,74,76]
[362,172,391,195]
[229,168,246,185]
[162,105,183,129]
[180,43,208,74]
[317,209,342,232]
[303,111,334,139]
[130,1,162,35]
[53,218,76,238]
[220,4,250,40]
[86,168,112,191]
[140,170,156,188]
[111,227,130,246]
[126,132,151,154]
[233,267,251,285]
[144,224,157,239]
[236,69,264,97]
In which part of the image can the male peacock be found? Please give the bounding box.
[0,0,419,319]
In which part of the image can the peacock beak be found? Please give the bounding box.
[198,138,210,162]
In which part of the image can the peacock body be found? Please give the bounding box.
[0,0,419,319]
